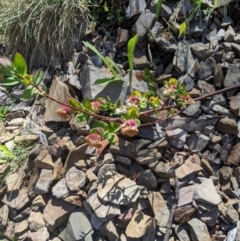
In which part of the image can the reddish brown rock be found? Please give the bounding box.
[174,205,196,224]
[227,142,240,166]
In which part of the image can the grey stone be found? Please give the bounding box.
[29,227,50,241]
[43,197,76,232]
[66,167,86,191]
[173,40,196,73]
[186,133,210,152]
[98,164,116,183]
[193,179,222,206]
[65,208,94,241]
[221,16,233,27]
[137,127,160,141]
[156,36,177,52]
[115,155,132,166]
[0,205,9,229]
[2,189,29,210]
[200,207,219,227]
[179,74,195,91]
[110,139,136,158]
[79,64,127,103]
[137,169,157,189]
[175,225,191,241]
[28,211,45,231]
[191,43,214,61]
[217,29,225,40]
[150,1,172,18]
[207,101,229,115]
[116,28,129,48]
[232,43,240,56]
[99,219,120,240]
[126,0,146,19]
[182,101,200,117]
[198,61,213,79]
[214,64,224,87]
[224,26,236,42]
[52,178,69,199]
[149,161,175,178]
[149,21,164,40]
[189,21,207,37]
[166,128,187,149]
[35,169,53,194]
[44,76,70,122]
[234,34,240,43]
[87,187,120,221]
[98,171,145,205]
[133,47,152,68]
[188,218,211,241]
[135,9,156,46]
[224,64,240,88]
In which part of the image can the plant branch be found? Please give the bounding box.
[140,83,240,116]
[31,82,122,122]
[140,109,183,127]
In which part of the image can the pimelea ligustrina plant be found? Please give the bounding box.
[1,52,240,149]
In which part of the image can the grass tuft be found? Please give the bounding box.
[0,0,92,68]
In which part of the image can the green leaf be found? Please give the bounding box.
[22,74,32,86]
[69,97,83,109]
[179,22,187,37]
[106,57,123,77]
[0,145,15,159]
[127,34,138,89]
[95,77,123,85]
[0,57,14,76]
[127,34,138,71]
[108,134,118,145]
[83,98,91,111]
[33,69,43,86]
[82,41,116,76]
[21,86,36,100]
[156,0,163,19]
[76,113,88,122]
[116,99,121,108]
[0,76,22,86]
[135,119,141,127]
[13,53,27,77]
[93,120,108,130]
[127,106,140,119]
[108,122,120,133]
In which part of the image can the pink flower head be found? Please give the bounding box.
[55,104,71,120]
[85,133,102,148]
[126,96,141,106]
[163,85,176,96]
[120,119,138,138]
[91,101,101,114]
[184,95,195,105]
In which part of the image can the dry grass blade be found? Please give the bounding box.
[0,0,92,68]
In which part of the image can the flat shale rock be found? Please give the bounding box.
[193,179,222,206]
[227,142,240,166]
[28,211,45,231]
[43,197,76,232]
[87,187,121,221]
[125,210,153,238]
[173,40,195,73]
[28,227,50,241]
[98,171,145,205]
[166,128,187,149]
[2,189,29,210]
[216,117,238,134]
[65,166,86,191]
[148,192,170,227]
[188,218,211,241]
[65,208,94,241]
[162,116,218,132]
[44,76,70,122]
[175,159,202,179]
